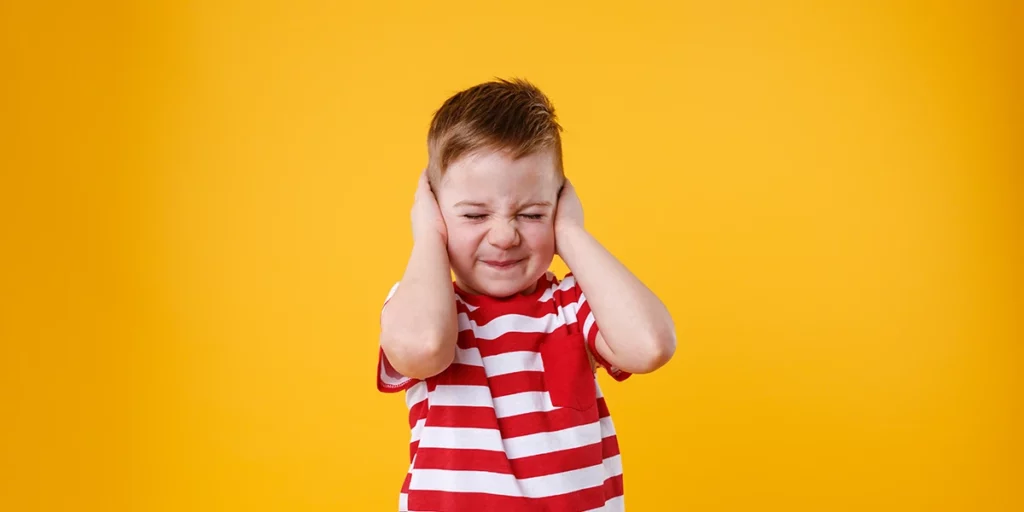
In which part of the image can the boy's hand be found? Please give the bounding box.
[554,179,585,254]
[411,169,448,245]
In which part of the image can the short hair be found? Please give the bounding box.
[427,78,563,186]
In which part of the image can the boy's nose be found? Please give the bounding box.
[487,221,521,249]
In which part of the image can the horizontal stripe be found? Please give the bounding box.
[429,386,565,419]
[409,458,614,498]
[419,397,611,437]
[430,363,488,388]
[416,426,504,451]
[412,421,604,459]
[538,274,576,302]
[465,312,568,340]
[481,350,544,377]
[453,346,484,366]
[471,330,549,356]
[486,371,546,398]
[503,421,602,459]
[413,443,614,479]
[424,406,498,429]
[494,390,558,418]
[427,385,491,407]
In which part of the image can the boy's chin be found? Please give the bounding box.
[460,274,539,299]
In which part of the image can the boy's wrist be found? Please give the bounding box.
[412,231,449,256]
[555,222,588,261]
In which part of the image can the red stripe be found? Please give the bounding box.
[602,435,621,458]
[413,443,608,479]
[430,363,488,388]
[400,472,411,493]
[408,399,428,429]
[604,474,624,499]
[459,283,581,327]
[420,396,610,430]
[471,331,548,356]
[425,406,500,429]
[487,370,546,397]
[409,485,611,512]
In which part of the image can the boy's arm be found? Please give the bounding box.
[379,171,458,380]
[555,181,676,374]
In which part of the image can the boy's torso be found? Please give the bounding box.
[394,273,625,511]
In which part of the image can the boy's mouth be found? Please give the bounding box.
[482,259,524,270]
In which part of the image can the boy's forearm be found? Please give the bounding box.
[557,224,676,373]
[380,235,458,379]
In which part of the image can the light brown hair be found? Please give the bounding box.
[427,78,563,187]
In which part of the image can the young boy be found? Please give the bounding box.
[376,78,676,511]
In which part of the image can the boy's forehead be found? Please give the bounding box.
[439,149,561,202]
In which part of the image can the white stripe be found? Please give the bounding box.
[409,457,615,497]
[405,381,427,410]
[398,492,408,511]
[493,391,558,418]
[482,350,544,377]
[603,454,623,477]
[600,416,617,438]
[410,418,425,444]
[429,385,493,407]
[458,301,583,336]
[457,312,474,332]
[473,312,567,340]
[429,386,564,418]
[416,426,504,451]
[539,275,576,302]
[453,345,483,366]
[411,420,606,458]
[586,495,625,512]
[504,421,602,459]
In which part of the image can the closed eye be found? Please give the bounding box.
[519,214,544,220]
[463,214,487,220]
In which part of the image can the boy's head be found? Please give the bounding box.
[427,78,565,298]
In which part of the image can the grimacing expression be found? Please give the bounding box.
[435,148,562,298]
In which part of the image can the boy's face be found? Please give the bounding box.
[435,148,562,298]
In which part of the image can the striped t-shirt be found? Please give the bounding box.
[376,272,631,511]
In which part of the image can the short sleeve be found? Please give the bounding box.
[566,273,631,382]
[376,282,418,393]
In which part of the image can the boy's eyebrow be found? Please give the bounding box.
[453,201,489,208]
[519,201,553,208]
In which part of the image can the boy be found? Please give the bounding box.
[376,78,676,511]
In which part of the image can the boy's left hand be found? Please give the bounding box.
[554,179,585,255]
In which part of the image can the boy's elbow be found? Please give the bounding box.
[630,327,677,374]
[380,330,455,380]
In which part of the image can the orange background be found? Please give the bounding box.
[2,1,1021,510]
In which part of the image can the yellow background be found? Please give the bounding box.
[2,1,1021,510]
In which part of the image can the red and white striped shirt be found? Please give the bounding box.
[377,272,631,511]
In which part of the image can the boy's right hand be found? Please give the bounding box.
[411,169,448,245]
